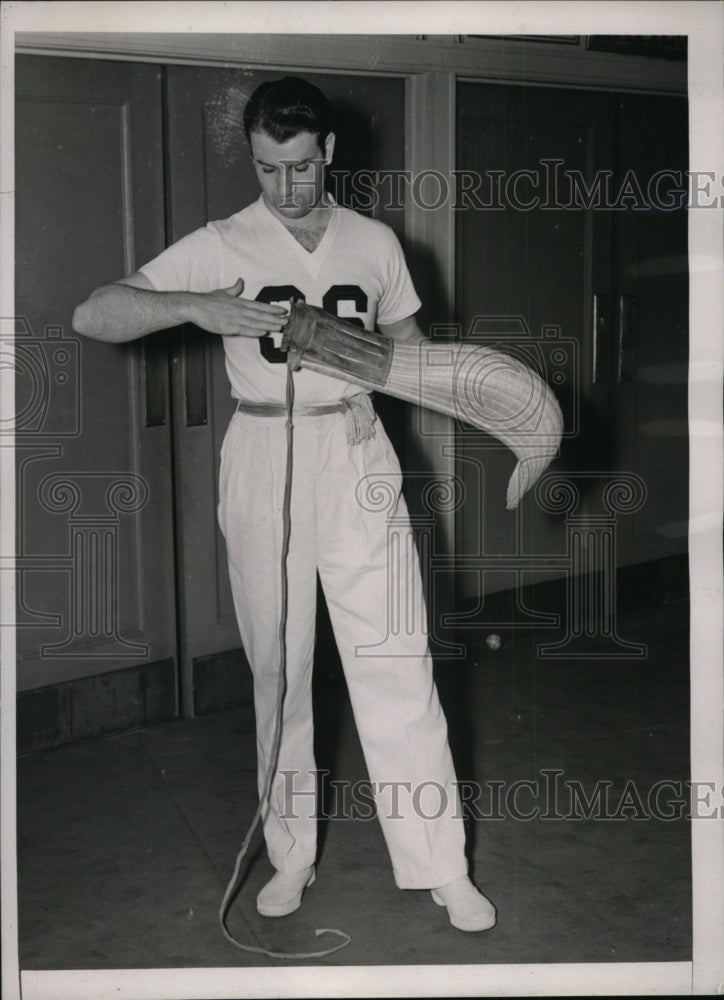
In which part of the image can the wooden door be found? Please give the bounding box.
[163,67,408,715]
[612,92,689,565]
[14,57,178,708]
[454,81,689,640]
[455,82,616,607]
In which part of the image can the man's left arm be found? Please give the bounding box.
[377,314,426,345]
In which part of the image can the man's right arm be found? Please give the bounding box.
[72,273,289,343]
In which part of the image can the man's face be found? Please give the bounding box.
[250,129,335,221]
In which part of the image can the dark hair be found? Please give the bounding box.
[243,76,334,149]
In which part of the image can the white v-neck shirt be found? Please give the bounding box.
[140,196,421,404]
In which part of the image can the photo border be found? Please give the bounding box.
[1,2,722,997]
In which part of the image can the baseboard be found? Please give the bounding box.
[618,552,690,606]
[16,647,256,756]
[454,552,689,636]
[17,658,177,756]
[192,647,254,716]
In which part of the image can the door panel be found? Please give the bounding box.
[14,57,177,693]
[163,67,407,714]
[613,93,689,563]
[455,83,615,602]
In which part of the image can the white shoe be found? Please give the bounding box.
[256,866,316,917]
[431,876,497,932]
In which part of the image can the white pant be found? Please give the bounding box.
[218,406,467,889]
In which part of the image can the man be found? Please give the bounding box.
[73,76,496,933]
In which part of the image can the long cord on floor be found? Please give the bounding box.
[218,362,351,960]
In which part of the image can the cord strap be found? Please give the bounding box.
[218,362,352,960]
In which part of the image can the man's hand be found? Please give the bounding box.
[188,278,289,338]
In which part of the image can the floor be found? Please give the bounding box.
[17,601,691,971]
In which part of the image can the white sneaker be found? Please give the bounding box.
[256,866,316,917]
[431,876,497,931]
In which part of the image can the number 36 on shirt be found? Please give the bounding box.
[256,284,367,364]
